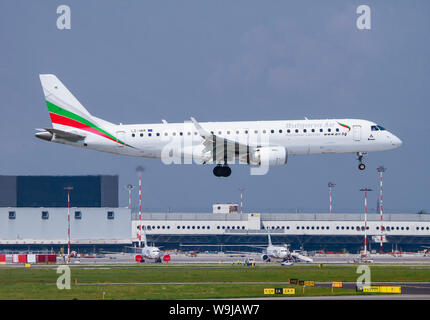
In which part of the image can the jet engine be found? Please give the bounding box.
[249,147,288,166]
[261,254,270,261]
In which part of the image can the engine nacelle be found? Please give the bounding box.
[249,147,288,166]
[261,254,269,261]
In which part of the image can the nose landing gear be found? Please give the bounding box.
[213,164,232,177]
[357,152,367,170]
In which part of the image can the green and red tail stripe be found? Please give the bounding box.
[46,100,134,148]
[337,122,351,131]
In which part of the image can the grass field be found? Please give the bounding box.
[0,265,429,299]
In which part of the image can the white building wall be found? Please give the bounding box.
[0,207,131,244]
[130,212,430,240]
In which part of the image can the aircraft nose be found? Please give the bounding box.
[391,135,403,148]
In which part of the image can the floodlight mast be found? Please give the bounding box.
[239,188,245,214]
[328,182,336,214]
[136,166,145,248]
[377,166,387,251]
[125,184,134,210]
[64,186,74,258]
[360,188,372,257]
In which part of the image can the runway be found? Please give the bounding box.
[64,252,430,266]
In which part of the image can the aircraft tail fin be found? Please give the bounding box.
[39,74,99,130]
[268,232,272,246]
[142,228,148,248]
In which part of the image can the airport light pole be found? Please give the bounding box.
[239,188,245,214]
[125,184,134,210]
[377,166,387,252]
[136,166,145,248]
[360,188,372,257]
[64,186,74,258]
[328,182,336,214]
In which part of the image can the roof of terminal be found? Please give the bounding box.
[131,212,430,222]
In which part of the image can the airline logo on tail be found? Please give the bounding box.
[46,100,132,147]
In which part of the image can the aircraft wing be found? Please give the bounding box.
[190,117,254,164]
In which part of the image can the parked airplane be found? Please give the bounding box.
[261,233,289,262]
[131,228,169,263]
[260,233,313,263]
[36,74,402,177]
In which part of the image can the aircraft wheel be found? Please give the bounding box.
[213,165,222,177]
[359,163,366,170]
[223,166,231,177]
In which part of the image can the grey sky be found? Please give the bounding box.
[0,1,428,213]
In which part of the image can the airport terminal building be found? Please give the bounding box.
[1,175,429,252]
[132,211,430,252]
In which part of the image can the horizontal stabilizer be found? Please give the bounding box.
[35,128,86,142]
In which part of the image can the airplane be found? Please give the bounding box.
[36,74,403,177]
[261,233,290,262]
[131,227,170,263]
[260,233,314,263]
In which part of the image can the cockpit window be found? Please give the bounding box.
[377,125,386,131]
[371,125,379,131]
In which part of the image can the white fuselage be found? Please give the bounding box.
[54,118,402,163]
[266,245,289,259]
[141,246,162,260]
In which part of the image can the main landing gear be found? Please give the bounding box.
[357,152,366,171]
[213,164,231,177]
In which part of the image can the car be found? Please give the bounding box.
[281,261,294,266]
